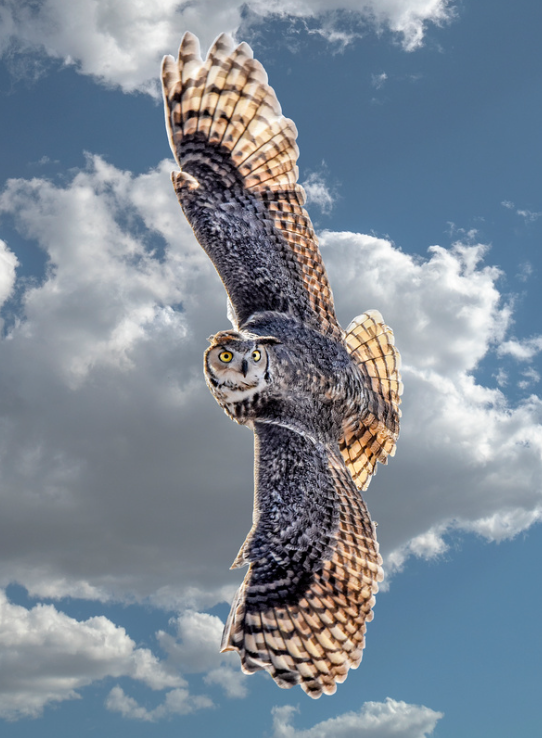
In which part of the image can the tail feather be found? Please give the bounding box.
[341,310,403,491]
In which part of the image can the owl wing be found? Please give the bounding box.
[341,311,403,491]
[221,421,383,698]
[161,33,342,340]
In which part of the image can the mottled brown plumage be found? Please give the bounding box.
[162,32,402,698]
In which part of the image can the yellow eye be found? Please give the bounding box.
[252,350,262,362]
[218,350,233,363]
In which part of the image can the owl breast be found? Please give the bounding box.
[210,378,265,406]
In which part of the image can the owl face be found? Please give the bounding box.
[204,331,275,405]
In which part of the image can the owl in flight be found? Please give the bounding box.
[162,33,402,698]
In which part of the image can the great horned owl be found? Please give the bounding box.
[162,33,402,698]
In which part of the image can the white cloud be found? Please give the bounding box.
[518,367,540,389]
[0,590,182,720]
[157,611,248,697]
[516,261,533,282]
[0,156,248,607]
[501,200,542,223]
[0,0,454,93]
[302,171,335,215]
[0,156,541,617]
[204,667,248,699]
[321,232,542,572]
[0,238,18,331]
[372,71,388,88]
[270,697,443,737]
[105,684,213,721]
[497,335,542,361]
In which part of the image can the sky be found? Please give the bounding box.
[0,0,541,736]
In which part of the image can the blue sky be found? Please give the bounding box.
[0,1,541,736]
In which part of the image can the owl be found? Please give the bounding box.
[161,33,402,698]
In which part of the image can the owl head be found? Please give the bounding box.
[204,330,279,407]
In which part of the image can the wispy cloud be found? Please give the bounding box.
[372,71,388,88]
[302,168,336,215]
[501,200,542,223]
[497,335,542,361]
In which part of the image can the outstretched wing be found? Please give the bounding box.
[161,33,342,340]
[341,311,403,491]
[222,422,383,698]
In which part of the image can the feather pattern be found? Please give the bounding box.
[162,32,342,339]
[340,311,403,491]
[221,422,383,697]
[161,33,401,697]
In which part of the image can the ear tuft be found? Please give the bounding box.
[257,335,282,346]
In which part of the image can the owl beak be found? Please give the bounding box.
[241,358,248,377]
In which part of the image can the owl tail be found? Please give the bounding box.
[340,310,403,491]
[221,453,383,699]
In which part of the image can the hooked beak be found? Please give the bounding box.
[241,358,248,377]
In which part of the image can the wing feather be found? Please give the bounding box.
[162,32,341,339]
[221,422,382,698]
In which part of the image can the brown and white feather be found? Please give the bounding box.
[161,33,401,698]
[341,310,403,490]
[162,32,342,340]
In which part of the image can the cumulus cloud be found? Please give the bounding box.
[321,232,542,570]
[0,0,454,93]
[105,610,248,719]
[157,611,248,697]
[1,157,541,612]
[0,590,182,720]
[270,697,443,737]
[0,156,249,607]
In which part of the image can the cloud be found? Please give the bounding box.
[0,238,18,331]
[497,335,542,361]
[270,697,443,737]
[501,200,542,223]
[0,0,455,93]
[157,611,248,697]
[0,590,182,720]
[0,156,248,607]
[516,261,533,282]
[104,610,245,721]
[0,156,541,614]
[105,684,213,721]
[302,170,335,215]
[516,209,542,222]
[203,666,248,699]
[371,72,388,89]
[320,232,542,571]
[518,367,540,391]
